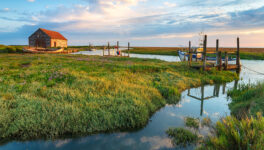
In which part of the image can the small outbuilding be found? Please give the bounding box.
[29,28,67,48]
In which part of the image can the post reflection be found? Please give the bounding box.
[187,81,239,116]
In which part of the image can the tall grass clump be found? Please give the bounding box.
[228,83,264,117]
[200,113,264,150]
[0,54,237,141]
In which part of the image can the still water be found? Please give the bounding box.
[1,52,264,150]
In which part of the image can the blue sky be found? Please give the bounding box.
[0,0,264,47]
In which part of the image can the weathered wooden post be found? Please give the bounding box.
[103,46,105,56]
[224,52,228,70]
[203,35,207,71]
[219,52,222,71]
[216,39,219,68]
[236,37,241,71]
[108,42,110,56]
[117,41,120,56]
[188,41,192,67]
[128,42,130,57]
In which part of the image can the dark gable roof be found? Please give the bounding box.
[40,28,67,40]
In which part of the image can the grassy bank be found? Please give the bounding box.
[124,47,264,60]
[0,45,23,53]
[0,54,237,141]
[228,83,264,117]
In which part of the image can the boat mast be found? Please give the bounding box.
[198,32,205,48]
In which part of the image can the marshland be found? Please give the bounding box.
[1,44,264,149]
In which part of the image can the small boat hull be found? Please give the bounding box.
[178,51,236,62]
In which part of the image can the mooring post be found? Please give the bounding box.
[108,42,110,56]
[224,52,228,70]
[236,37,241,71]
[219,52,222,71]
[128,42,130,57]
[216,39,219,67]
[188,41,192,67]
[203,35,207,71]
[103,46,105,56]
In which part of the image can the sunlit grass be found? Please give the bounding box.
[0,54,237,141]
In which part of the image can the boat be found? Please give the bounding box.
[178,50,236,62]
[178,32,236,63]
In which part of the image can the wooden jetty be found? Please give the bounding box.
[103,41,130,57]
[183,35,241,72]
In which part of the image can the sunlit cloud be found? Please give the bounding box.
[1,0,264,46]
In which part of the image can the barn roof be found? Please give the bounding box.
[40,28,67,40]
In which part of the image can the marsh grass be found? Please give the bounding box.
[228,83,264,117]
[0,45,23,53]
[166,128,198,147]
[185,117,199,129]
[200,113,264,150]
[0,54,237,141]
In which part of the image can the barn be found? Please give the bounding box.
[29,28,68,48]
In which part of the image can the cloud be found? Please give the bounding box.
[27,0,35,2]
[3,8,10,12]
[141,136,173,150]
[164,2,176,7]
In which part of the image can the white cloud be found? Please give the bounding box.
[27,0,35,2]
[164,2,176,7]
[3,8,9,11]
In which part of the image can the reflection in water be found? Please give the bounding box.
[187,80,239,116]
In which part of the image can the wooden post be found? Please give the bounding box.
[203,35,207,71]
[108,42,110,56]
[236,37,240,71]
[216,39,219,67]
[224,52,228,70]
[219,52,222,71]
[103,46,105,56]
[188,41,192,66]
[117,41,120,56]
[128,42,130,57]
[195,48,198,62]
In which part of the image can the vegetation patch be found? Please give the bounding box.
[185,117,199,129]
[0,54,237,141]
[228,83,264,117]
[0,45,24,53]
[200,114,264,150]
[166,128,198,147]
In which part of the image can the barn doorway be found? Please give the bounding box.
[35,38,46,48]
[54,42,57,47]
